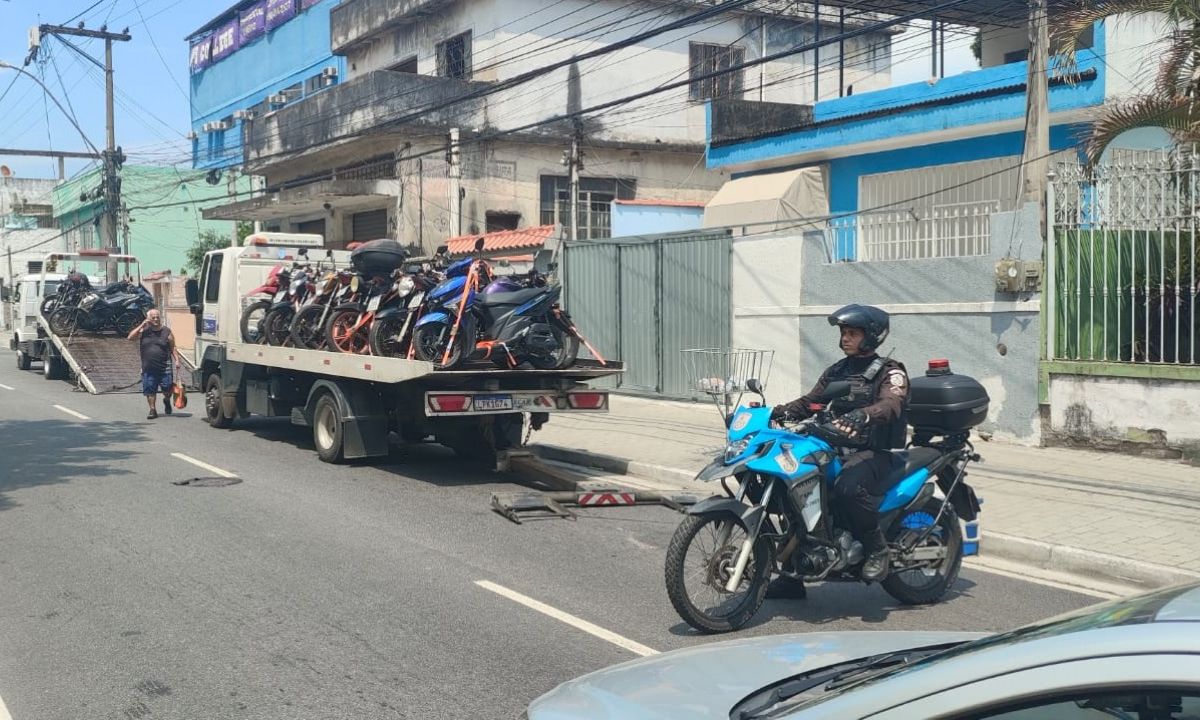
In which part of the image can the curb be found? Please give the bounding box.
[530,443,1200,593]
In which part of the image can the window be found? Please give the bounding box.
[539,176,635,240]
[485,211,520,233]
[1003,49,1029,64]
[436,31,472,80]
[350,209,388,241]
[689,42,745,101]
[387,56,418,74]
[203,254,223,303]
[965,689,1200,719]
[304,74,327,95]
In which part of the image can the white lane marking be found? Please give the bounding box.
[475,580,659,657]
[0,383,14,390]
[52,405,90,420]
[965,557,1124,600]
[170,453,237,479]
[0,689,12,720]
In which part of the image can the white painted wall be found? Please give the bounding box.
[347,0,893,146]
[980,25,1026,68]
[1103,12,1173,101]
[731,233,806,401]
[1049,374,1200,446]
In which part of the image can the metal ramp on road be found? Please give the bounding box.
[48,328,143,394]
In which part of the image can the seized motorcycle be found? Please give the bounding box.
[664,360,986,634]
[48,285,153,336]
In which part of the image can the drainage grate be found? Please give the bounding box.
[172,477,243,487]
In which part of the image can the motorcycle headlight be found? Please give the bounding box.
[290,278,304,293]
[397,276,415,296]
[724,434,754,462]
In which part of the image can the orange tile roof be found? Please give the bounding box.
[446,225,556,256]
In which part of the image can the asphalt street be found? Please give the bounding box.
[0,358,1103,720]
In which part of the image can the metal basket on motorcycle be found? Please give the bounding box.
[681,347,774,419]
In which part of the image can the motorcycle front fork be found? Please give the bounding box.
[724,481,775,593]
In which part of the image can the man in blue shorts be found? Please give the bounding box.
[127,308,176,419]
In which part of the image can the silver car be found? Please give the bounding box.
[526,583,1200,719]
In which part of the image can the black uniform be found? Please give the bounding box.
[775,353,909,550]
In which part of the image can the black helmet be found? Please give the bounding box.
[827,304,890,353]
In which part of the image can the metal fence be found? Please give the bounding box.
[1049,149,1200,364]
[563,229,732,398]
[828,200,1000,262]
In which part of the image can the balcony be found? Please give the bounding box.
[331,0,453,54]
[244,69,490,169]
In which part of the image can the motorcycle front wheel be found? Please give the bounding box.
[48,308,80,336]
[40,296,60,318]
[665,514,770,634]
[260,307,295,346]
[290,304,330,350]
[114,310,145,336]
[240,300,271,343]
[324,308,370,354]
[412,322,468,370]
[368,315,409,358]
[882,497,963,605]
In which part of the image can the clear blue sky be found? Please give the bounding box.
[0,1,974,182]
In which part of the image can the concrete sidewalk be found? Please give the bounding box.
[532,395,1200,592]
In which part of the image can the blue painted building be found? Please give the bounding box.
[611,200,705,237]
[704,6,1171,261]
[187,0,346,170]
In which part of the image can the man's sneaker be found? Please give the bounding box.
[147,408,158,420]
[861,548,890,582]
[764,576,807,600]
[163,395,173,415]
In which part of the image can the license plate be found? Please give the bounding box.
[274,290,286,302]
[367,295,382,312]
[473,394,514,412]
[408,291,425,309]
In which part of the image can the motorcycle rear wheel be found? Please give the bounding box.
[114,310,145,336]
[368,315,409,358]
[290,304,330,350]
[325,308,370,354]
[881,497,963,605]
[48,308,79,336]
[527,324,580,370]
[240,300,271,344]
[665,514,770,634]
[261,307,295,347]
[413,322,468,369]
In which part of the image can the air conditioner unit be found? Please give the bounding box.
[321,66,339,79]
[268,94,288,105]
[233,110,255,121]
[202,120,230,133]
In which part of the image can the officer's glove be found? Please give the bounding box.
[770,404,799,423]
[832,409,869,439]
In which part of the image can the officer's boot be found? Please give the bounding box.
[860,528,890,582]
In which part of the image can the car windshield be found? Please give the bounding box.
[763,585,1195,718]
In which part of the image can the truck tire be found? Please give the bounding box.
[42,354,61,380]
[16,349,30,370]
[204,374,233,429]
[312,393,345,464]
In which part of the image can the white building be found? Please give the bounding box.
[1,176,63,289]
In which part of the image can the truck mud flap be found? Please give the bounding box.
[305,379,389,460]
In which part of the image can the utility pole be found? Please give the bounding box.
[1021,0,1050,213]
[227,168,239,248]
[446,128,461,238]
[31,24,131,267]
[565,121,584,242]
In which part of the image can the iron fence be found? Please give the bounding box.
[827,199,999,262]
[1049,149,1200,364]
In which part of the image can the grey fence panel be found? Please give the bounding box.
[617,242,661,393]
[563,242,619,389]
[659,235,732,398]
[562,229,732,398]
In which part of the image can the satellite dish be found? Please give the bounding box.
[0,166,11,178]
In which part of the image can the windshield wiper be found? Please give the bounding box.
[732,643,964,720]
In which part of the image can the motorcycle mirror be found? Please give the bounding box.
[435,245,448,255]
[820,381,852,402]
[746,378,764,397]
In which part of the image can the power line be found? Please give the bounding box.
[132,0,188,100]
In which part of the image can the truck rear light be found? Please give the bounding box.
[567,392,607,409]
[428,394,471,412]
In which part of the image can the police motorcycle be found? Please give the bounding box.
[664,360,988,634]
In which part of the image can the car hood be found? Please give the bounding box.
[528,631,985,720]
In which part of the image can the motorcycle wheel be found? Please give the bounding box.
[240,300,271,344]
[664,514,770,634]
[527,324,580,370]
[368,315,408,358]
[48,308,79,336]
[413,322,467,370]
[114,310,145,336]
[881,497,963,605]
[290,304,330,350]
[261,307,295,347]
[324,308,370,354]
[40,296,59,318]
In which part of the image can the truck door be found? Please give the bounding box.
[195,252,224,362]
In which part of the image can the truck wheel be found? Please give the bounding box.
[204,374,233,429]
[42,354,60,380]
[312,393,345,464]
[16,349,30,370]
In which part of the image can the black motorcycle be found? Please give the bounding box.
[48,286,152,336]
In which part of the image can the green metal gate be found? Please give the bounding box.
[563,229,732,398]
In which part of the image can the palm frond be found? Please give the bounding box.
[1084,94,1200,165]
[1052,0,1197,62]
[1154,29,1195,97]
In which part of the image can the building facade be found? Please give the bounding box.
[201,0,895,251]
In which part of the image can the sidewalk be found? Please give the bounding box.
[532,395,1200,591]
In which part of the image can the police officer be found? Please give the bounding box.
[771,304,909,588]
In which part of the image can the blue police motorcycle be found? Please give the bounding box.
[665,363,986,633]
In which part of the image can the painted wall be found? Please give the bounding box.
[55,167,251,274]
[1103,12,1172,101]
[1049,375,1200,450]
[189,0,345,169]
[732,202,1044,442]
[345,0,892,147]
[611,203,704,237]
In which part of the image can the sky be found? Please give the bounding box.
[0,1,976,183]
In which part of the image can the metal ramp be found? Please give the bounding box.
[38,316,143,394]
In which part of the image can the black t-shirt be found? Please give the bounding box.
[140,326,173,373]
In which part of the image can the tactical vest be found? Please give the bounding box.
[828,355,908,451]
